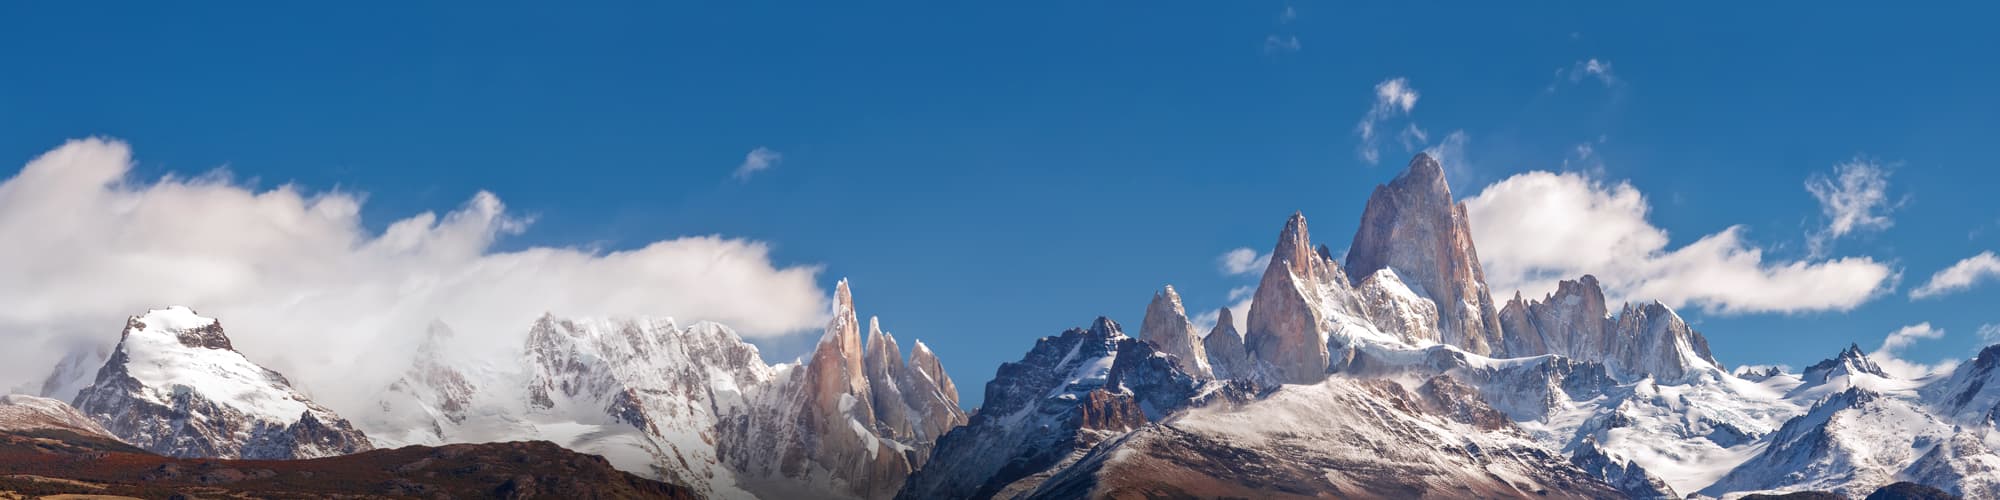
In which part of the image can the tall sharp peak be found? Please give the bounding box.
[1209,307,1237,337]
[1270,211,1314,268]
[819,277,862,345]
[1151,284,1176,302]
[835,278,853,309]
[1388,152,1452,199]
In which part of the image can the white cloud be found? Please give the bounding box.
[1397,124,1429,151]
[1870,323,1955,378]
[1806,157,1898,256]
[1464,170,1897,314]
[1354,77,1420,165]
[1218,248,1271,276]
[1548,59,1619,92]
[1911,251,2000,299]
[732,146,783,181]
[1573,59,1617,85]
[1279,6,1297,23]
[0,139,829,416]
[1262,35,1301,54]
[1980,323,2000,344]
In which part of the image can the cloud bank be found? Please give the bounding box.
[1463,170,1896,314]
[0,138,829,413]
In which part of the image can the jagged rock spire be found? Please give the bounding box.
[1203,307,1250,381]
[1245,211,1354,384]
[807,278,875,424]
[1139,285,1212,379]
[1346,153,1506,356]
[864,316,914,440]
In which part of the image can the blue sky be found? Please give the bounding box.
[4,3,1999,406]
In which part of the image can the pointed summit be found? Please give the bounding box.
[1139,285,1211,379]
[1803,342,1888,383]
[1203,307,1250,380]
[1395,151,1451,196]
[1346,153,1505,356]
[802,277,875,444]
[1245,211,1357,384]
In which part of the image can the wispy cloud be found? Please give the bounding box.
[1464,170,1897,314]
[1806,157,1900,256]
[1263,35,1301,54]
[732,146,783,181]
[1911,251,2000,299]
[1548,58,1620,92]
[1980,323,2000,344]
[1355,77,1421,165]
[1262,6,1300,54]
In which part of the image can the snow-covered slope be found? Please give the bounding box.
[1705,386,1952,498]
[0,394,114,437]
[71,306,372,460]
[1027,375,1620,499]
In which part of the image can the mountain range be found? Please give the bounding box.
[8,153,1998,499]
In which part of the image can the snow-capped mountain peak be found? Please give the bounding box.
[72,306,372,460]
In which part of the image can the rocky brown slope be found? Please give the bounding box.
[0,426,694,499]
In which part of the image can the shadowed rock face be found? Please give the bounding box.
[898,318,1239,500]
[1346,153,1506,356]
[1139,285,1212,379]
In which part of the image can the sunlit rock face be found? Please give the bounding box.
[1138,285,1212,379]
[1244,211,1353,385]
[1346,153,1507,356]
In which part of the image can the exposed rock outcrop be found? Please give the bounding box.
[1346,153,1506,355]
[1499,275,1722,382]
[897,317,1236,500]
[1202,308,1251,381]
[1245,212,1357,384]
[1138,285,1212,378]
